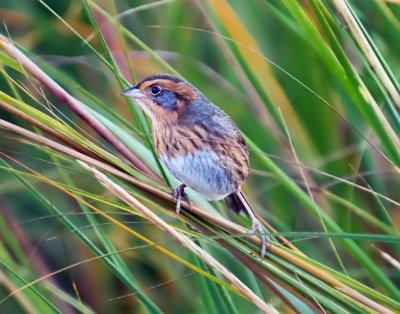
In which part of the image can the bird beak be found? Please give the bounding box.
[120,85,144,98]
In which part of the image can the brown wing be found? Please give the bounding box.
[154,104,249,185]
[198,110,249,185]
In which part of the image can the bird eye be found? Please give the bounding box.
[151,85,161,95]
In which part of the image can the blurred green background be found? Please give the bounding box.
[0,0,399,313]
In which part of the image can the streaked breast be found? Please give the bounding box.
[160,148,237,200]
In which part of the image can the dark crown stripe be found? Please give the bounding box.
[139,74,183,86]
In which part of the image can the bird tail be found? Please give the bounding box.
[224,191,252,216]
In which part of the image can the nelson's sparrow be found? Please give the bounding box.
[121,74,268,256]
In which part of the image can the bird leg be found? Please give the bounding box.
[236,191,269,258]
[249,217,269,259]
[173,184,191,215]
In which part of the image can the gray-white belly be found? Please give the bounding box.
[160,149,237,200]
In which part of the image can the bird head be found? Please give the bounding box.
[121,74,198,124]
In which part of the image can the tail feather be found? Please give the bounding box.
[224,191,250,215]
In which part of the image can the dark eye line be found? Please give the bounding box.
[173,92,186,101]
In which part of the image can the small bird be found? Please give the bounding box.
[121,74,268,256]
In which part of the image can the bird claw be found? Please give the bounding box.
[251,219,263,233]
[173,184,191,215]
[251,219,270,259]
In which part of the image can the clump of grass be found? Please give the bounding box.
[0,1,399,313]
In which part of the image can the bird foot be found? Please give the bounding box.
[173,184,191,215]
[251,219,270,259]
